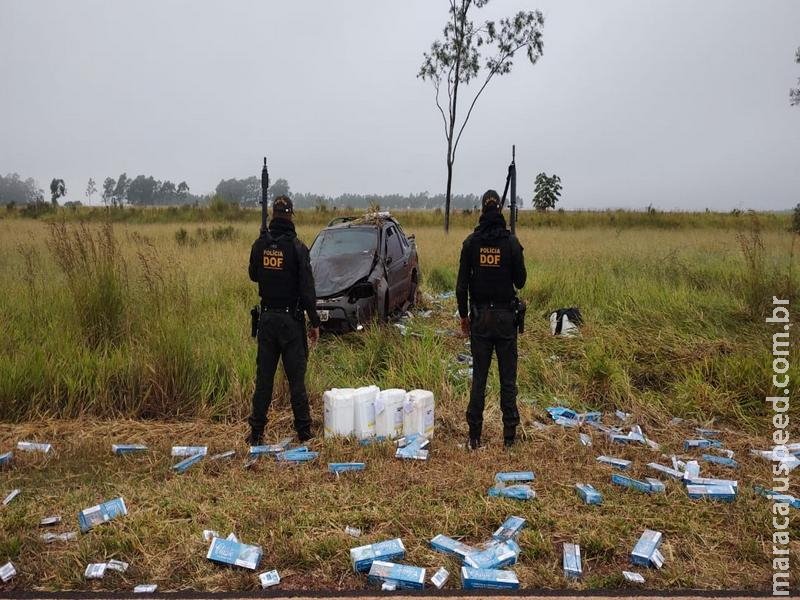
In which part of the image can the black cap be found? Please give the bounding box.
[481,189,501,213]
[272,195,294,216]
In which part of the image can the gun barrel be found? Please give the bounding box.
[260,157,269,234]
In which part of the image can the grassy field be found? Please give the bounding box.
[0,209,798,591]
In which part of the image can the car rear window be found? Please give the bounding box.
[310,228,377,260]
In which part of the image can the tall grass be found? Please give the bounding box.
[0,215,797,429]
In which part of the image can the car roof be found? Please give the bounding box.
[323,212,401,231]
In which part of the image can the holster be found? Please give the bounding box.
[513,297,526,334]
[250,305,260,338]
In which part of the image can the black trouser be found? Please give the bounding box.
[466,307,520,441]
[249,311,311,438]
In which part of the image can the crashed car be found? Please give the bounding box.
[310,212,420,332]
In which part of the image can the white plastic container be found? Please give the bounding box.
[403,389,435,438]
[323,388,356,438]
[353,385,379,440]
[375,389,406,439]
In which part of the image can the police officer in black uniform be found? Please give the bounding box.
[456,190,527,449]
[247,195,321,445]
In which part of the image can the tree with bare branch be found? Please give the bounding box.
[791,47,800,106]
[418,0,544,232]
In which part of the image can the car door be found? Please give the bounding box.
[383,225,408,311]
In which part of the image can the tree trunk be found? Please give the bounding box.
[444,158,453,234]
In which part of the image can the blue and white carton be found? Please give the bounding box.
[258,569,280,588]
[623,571,645,583]
[461,566,519,590]
[368,560,426,590]
[597,456,631,470]
[350,538,405,572]
[430,566,449,589]
[0,451,11,466]
[488,484,535,500]
[685,476,738,491]
[2,489,20,506]
[276,449,319,463]
[575,483,603,505]
[112,444,147,454]
[492,516,526,541]
[17,441,52,453]
[249,438,292,456]
[328,462,365,474]
[206,537,262,570]
[612,473,658,494]
[463,539,520,570]
[494,471,535,487]
[563,543,582,578]
[172,453,204,473]
[631,529,663,568]
[171,446,207,457]
[79,497,127,532]
[684,439,721,451]
[701,454,738,468]
[647,463,684,479]
[0,562,16,583]
[686,484,736,502]
[644,478,665,493]
[430,534,478,559]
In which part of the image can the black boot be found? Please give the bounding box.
[297,428,314,443]
[246,429,263,446]
[468,437,482,450]
[503,426,517,449]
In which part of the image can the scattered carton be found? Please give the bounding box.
[622,570,645,583]
[615,410,631,422]
[682,460,701,479]
[258,569,280,589]
[350,538,405,572]
[84,563,108,579]
[203,530,220,542]
[106,559,129,573]
[686,484,736,502]
[575,483,603,505]
[170,446,207,457]
[0,562,16,583]
[563,543,582,579]
[16,441,52,453]
[40,516,61,527]
[206,537,262,570]
[701,454,738,468]
[395,434,429,460]
[684,439,721,451]
[368,560,426,590]
[172,453,204,473]
[492,515,525,541]
[579,433,592,446]
[328,462,365,474]
[209,450,235,461]
[612,473,657,494]
[430,535,478,560]
[647,463,684,480]
[753,486,800,509]
[487,484,535,500]
[78,497,127,533]
[631,529,664,568]
[644,478,665,493]
[133,584,158,593]
[750,449,800,472]
[461,566,519,590]
[494,471,535,487]
[112,444,147,454]
[597,456,631,470]
[685,476,738,491]
[463,539,520,569]
[345,526,362,538]
[276,449,319,463]
[695,427,720,438]
[3,489,20,506]
[0,451,11,466]
[431,566,449,589]
[41,531,78,543]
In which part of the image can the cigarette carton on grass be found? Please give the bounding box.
[112,444,147,454]
[487,484,535,500]
[249,437,292,456]
[686,484,736,502]
[2,489,20,506]
[492,515,525,541]
[701,454,738,468]
[172,453,204,473]
[41,531,78,543]
[84,563,107,579]
[430,534,478,560]
[209,450,235,461]
[647,463,684,479]
[612,473,656,494]
[623,571,645,583]
[631,529,663,568]
[695,427,720,438]
[350,538,405,572]
[597,455,631,470]
[79,497,127,533]
[133,584,158,593]
[494,471,534,488]
[206,537,262,570]
[40,516,61,527]
[0,562,16,583]
[563,543,582,579]
[17,441,52,453]
[106,559,129,573]
[276,450,319,463]
[328,462,365,474]
[644,478,665,493]
[461,566,519,590]
[0,451,12,466]
[754,486,800,509]
[258,569,280,589]
[685,476,738,491]
[368,560,426,590]
[575,483,603,505]
[463,539,519,569]
[431,566,449,589]
[684,439,721,451]
[171,446,207,457]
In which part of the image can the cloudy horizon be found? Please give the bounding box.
[1,0,798,211]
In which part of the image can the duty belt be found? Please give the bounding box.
[475,301,513,310]
[261,301,297,312]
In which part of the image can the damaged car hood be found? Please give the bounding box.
[312,251,377,298]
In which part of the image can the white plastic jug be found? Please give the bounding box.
[375,388,406,439]
[353,385,379,440]
[403,389,435,438]
[323,388,355,438]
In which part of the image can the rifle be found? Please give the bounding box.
[500,145,517,235]
[261,156,270,235]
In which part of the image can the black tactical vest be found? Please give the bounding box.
[255,233,300,307]
[469,231,514,305]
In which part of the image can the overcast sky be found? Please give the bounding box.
[1,0,798,210]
